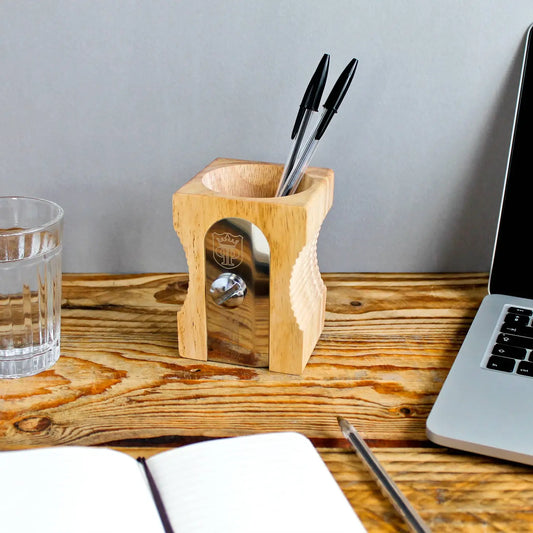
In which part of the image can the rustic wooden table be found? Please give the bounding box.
[2,273,533,532]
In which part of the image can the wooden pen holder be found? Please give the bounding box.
[172,158,334,374]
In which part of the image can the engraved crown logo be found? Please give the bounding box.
[217,234,240,247]
[213,232,243,269]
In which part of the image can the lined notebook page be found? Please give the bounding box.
[0,447,165,533]
[147,432,366,533]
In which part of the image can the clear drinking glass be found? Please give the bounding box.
[0,197,63,378]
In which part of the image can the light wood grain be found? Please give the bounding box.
[172,158,334,374]
[3,272,533,532]
[2,272,483,446]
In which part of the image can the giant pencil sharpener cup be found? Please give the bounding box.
[172,158,334,375]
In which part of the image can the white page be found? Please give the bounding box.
[147,432,366,533]
[0,447,165,533]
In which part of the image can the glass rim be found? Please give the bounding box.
[0,196,64,237]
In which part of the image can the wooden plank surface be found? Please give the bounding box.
[2,272,533,531]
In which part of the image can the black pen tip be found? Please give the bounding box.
[309,54,330,111]
[314,57,358,140]
[324,57,358,112]
[290,53,331,139]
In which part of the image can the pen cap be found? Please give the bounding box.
[316,58,358,140]
[308,54,330,111]
[291,54,330,139]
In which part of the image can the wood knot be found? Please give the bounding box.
[15,416,52,433]
[350,301,362,307]
[177,280,189,291]
[399,407,412,416]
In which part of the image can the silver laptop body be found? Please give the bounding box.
[426,24,533,465]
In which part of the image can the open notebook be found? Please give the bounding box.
[0,432,366,533]
[426,24,533,465]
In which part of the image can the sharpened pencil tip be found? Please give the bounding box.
[337,416,350,434]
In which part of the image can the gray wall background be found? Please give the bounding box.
[2,1,533,273]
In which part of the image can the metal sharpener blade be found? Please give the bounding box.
[205,217,270,367]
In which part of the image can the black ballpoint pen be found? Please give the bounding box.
[277,58,358,197]
[337,417,431,533]
[275,54,330,197]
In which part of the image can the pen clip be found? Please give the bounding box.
[315,58,358,140]
[291,54,330,139]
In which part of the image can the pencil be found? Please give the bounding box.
[337,416,431,533]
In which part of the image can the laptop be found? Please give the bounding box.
[426,24,533,466]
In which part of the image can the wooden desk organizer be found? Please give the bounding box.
[172,158,334,374]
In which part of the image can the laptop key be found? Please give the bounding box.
[504,313,530,326]
[487,355,516,372]
[517,361,533,377]
[497,333,533,349]
[500,324,533,338]
[491,343,527,359]
[508,307,533,316]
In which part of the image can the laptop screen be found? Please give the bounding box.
[489,27,533,298]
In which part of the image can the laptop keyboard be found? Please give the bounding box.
[486,306,533,377]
